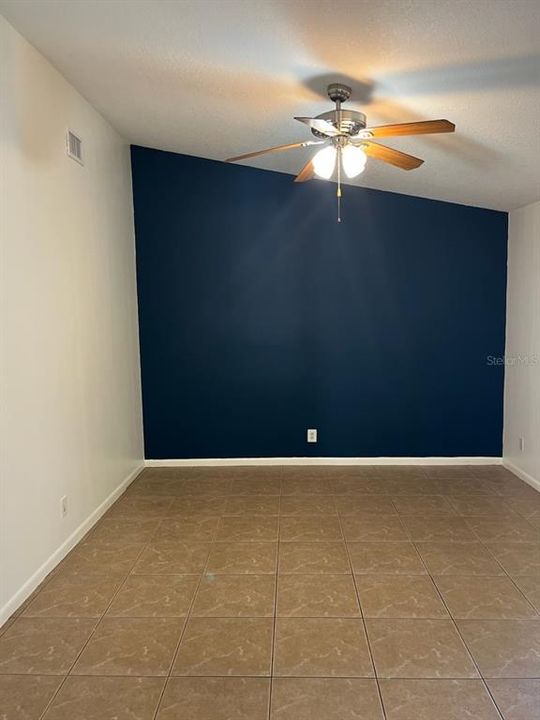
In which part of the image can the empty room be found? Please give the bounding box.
[1,1,539,718]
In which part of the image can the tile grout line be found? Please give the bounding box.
[475,530,540,617]
[267,467,283,720]
[469,520,540,717]
[334,489,389,720]
[36,502,171,720]
[411,538,507,720]
[150,483,230,720]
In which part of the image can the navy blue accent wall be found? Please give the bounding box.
[131,145,507,459]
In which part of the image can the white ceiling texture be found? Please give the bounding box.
[1,0,539,210]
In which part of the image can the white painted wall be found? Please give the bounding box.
[503,200,540,488]
[0,17,144,623]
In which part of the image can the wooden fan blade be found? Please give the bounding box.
[226,140,323,163]
[294,117,342,137]
[362,141,424,170]
[361,119,455,138]
[294,159,315,183]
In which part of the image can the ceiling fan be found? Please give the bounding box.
[226,83,455,221]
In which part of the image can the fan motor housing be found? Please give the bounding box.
[310,109,367,139]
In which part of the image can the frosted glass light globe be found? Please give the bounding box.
[313,146,337,179]
[342,144,367,178]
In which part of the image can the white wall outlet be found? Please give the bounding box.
[307,428,317,443]
[519,436,525,452]
[60,495,68,518]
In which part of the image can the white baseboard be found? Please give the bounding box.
[145,456,502,467]
[503,459,540,493]
[0,462,145,628]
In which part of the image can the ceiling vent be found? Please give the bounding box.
[66,130,83,165]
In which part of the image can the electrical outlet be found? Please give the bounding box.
[307,428,317,443]
[519,437,525,453]
[61,495,68,518]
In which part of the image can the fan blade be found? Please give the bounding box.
[226,140,323,163]
[361,141,424,170]
[359,119,455,138]
[294,159,315,183]
[294,117,343,137]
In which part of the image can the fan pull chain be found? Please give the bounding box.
[337,145,342,223]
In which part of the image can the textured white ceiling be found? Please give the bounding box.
[2,0,540,210]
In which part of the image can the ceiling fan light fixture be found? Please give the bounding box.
[313,145,337,179]
[342,144,367,178]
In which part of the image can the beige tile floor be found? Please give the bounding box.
[1,465,539,719]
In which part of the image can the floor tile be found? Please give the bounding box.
[0,618,96,674]
[278,542,350,574]
[473,466,517,481]
[433,576,538,619]
[341,516,408,542]
[216,516,278,542]
[224,496,280,515]
[439,477,493,495]
[156,677,270,719]
[168,496,227,516]
[270,678,384,719]
[281,478,332,495]
[513,576,540,612]
[356,575,448,618]
[230,477,282,495]
[326,467,387,480]
[58,540,144,576]
[381,478,444,495]
[485,544,540,576]
[370,466,425,479]
[415,542,504,575]
[89,517,160,544]
[379,679,501,719]
[107,496,173,517]
[464,517,539,543]
[391,495,456,516]
[0,675,62,718]
[172,618,273,676]
[524,510,540,529]
[128,475,188,494]
[401,517,477,542]
[72,617,184,676]
[274,618,374,677]
[207,542,278,574]
[192,575,275,617]
[280,496,336,515]
[348,543,426,574]
[447,496,516,516]
[277,574,360,617]
[153,517,219,542]
[502,496,540,520]
[22,575,121,618]
[280,516,342,542]
[197,466,280,480]
[132,541,210,574]
[423,466,478,479]
[178,479,232,496]
[486,679,540,720]
[106,575,199,617]
[331,477,388,495]
[457,619,540,678]
[489,481,540,499]
[42,676,165,720]
[366,619,478,678]
[334,496,396,515]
